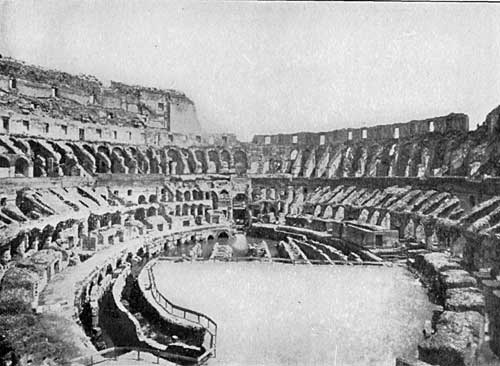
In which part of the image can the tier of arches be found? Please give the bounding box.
[0,136,249,178]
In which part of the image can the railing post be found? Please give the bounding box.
[137,350,141,361]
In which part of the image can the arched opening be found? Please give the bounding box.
[167,149,185,175]
[218,231,229,239]
[207,235,215,241]
[208,150,221,173]
[220,150,231,170]
[138,195,146,204]
[135,208,146,221]
[147,206,157,217]
[323,206,333,218]
[149,194,158,203]
[469,195,476,207]
[184,191,191,201]
[111,212,121,225]
[0,156,9,168]
[14,157,30,177]
[233,150,248,174]
[211,191,219,210]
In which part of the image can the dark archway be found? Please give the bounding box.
[14,157,30,176]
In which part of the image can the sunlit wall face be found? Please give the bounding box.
[1,1,499,141]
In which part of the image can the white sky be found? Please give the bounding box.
[1,1,499,141]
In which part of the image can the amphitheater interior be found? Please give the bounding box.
[2,56,500,366]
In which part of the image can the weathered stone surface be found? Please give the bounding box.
[414,252,461,279]
[395,357,433,366]
[440,269,477,290]
[418,311,484,366]
[445,287,485,314]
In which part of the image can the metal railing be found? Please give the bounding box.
[156,255,387,266]
[146,264,218,358]
[70,345,213,366]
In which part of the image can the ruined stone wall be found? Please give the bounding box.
[245,126,495,180]
[252,113,469,145]
[0,57,202,135]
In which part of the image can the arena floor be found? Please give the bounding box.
[154,260,434,366]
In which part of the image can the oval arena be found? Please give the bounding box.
[0,56,500,366]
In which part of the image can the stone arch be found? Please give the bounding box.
[218,231,229,239]
[323,206,333,218]
[380,213,391,229]
[334,206,344,221]
[135,149,150,174]
[233,150,248,174]
[111,147,127,174]
[358,209,369,224]
[427,230,439,249]
[220,189,229,201]
[167,148,185,175]
[70,143,96,174]
[94,146,111,174]
[233,193,247,205]
[220,149,231,171]
[415,224,426,244]
[147,206,157,217]
[0,155,10,168]
[111,212,121,225]
[146,148,160,174]
[182,149,197,173]
[28,139,60,177]
[211,191,219,210]
[97,145,111,156]
[404,219,415,240]
[208,150,221,173]
[14,156,30,177]
[369,211,380,226]
[195,150,208,173]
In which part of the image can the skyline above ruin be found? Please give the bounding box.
[1,1,499,140]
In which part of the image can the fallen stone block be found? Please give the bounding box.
[418,311,484,366]
[440,269,477,290]
[445,287,485,314]
[415,252,460,279]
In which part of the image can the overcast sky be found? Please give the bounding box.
[1,1,499,141]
